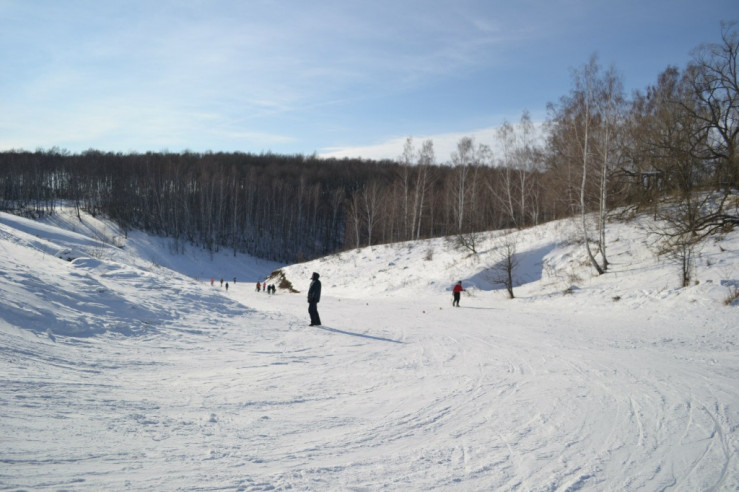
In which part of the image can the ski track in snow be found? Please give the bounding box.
[1,209,738,490]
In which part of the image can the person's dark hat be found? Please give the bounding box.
[312,272,320,279]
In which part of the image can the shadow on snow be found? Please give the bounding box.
[316,326,404,344]
[465,244,556,291]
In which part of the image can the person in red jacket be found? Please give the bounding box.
[452,280,464,307]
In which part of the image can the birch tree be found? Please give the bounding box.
[451,137,475,233]
[548,55,605,274]
[592,65,625,270]
[576,56,605,274]
[412,139,434,239]
[496,121,518,227]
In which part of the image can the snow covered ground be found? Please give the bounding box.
[1,208,737,490]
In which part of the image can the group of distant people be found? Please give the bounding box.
[208,276,280,295]
[256,282,276,294]
[210,277,237,291]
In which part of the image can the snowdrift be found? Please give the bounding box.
[0,210,279,338]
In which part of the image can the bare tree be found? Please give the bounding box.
[573,55,605,274]
[398,137,416,240]
[450,137,475,233]
[515,111,536,227]
[655,201,705,287]
[412,139,435,240]
[362,181,383,247]
[492,233,519,298]
[546,55,625,274]
[592,65,626,270]
[346,190,362,249]
[496,121,518,227]
[685,22,739,190]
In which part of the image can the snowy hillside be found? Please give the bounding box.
[1,208,737,490]
[276,213,739,309]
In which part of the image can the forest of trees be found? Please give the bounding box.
[1,24,737,265]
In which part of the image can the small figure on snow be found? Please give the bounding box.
[256,282,261,292]
[225,282,229,291]
[452,280,464,307]
[308,272,322,326]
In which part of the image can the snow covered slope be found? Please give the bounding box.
[276,214,739,308]
[1,208,737,490]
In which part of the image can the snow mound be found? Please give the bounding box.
[1,209,270,338]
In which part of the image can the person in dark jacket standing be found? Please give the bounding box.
[308,272,322,326]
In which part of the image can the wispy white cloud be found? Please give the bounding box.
[0,0,733,155]
[2,1,548,153]
[319,113,549,163]
[319,126,505,163]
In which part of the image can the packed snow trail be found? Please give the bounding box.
[4,291,736,490]
[237,292,738,491]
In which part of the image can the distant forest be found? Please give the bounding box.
[2,24,737,263]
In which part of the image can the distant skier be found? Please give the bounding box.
[225,282,229,291]
[452,280,464,307]
[256,282,261,292]
[308,272,322,326]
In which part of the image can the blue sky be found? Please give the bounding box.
[0,1,735,162]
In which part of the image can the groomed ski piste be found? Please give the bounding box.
[1,207,737,490]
